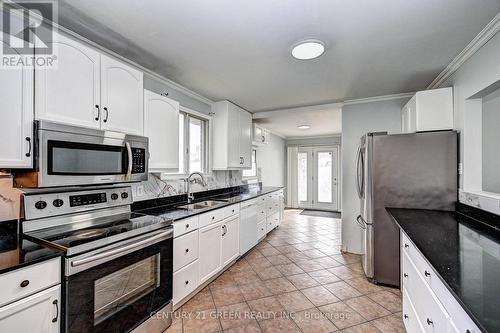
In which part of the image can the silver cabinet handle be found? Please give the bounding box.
[52,300,59,323]
[95,105,100,121]
[25,137,31,157]
[103,107,109,122]
[71,229,173,267]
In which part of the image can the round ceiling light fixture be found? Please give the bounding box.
[297,125,311,129]
[291,40,325,60]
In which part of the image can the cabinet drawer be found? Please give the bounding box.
[258,196,267,205]
[173,260,199,305]
[257,220,266,240]
[199,208,225,228]
[173,216,199,238]
[402,287,425,333]
[403,253,449,333]
[266,203,279,216]
[173,231,199,272]
[266,212,279,233]
[0,258,61,307]
[223,204,240,219]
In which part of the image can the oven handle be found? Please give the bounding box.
[125,141,132,180]
[71,229,173,268]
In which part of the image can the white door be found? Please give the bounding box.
[100,54,144,135]
[35,32,101,129]
[144,90,179,171]
[297,146,339,211]
[0,285,60,333]
[221,216,240,266]
[198,221,223,283]
[0,37,34,168]
[239,110,252,168]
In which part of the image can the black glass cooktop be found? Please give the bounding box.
[24,212,171,254]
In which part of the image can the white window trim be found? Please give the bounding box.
[157,106,212,179]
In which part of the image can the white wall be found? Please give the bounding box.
[440,32,500,192]
[257,132,286,187]
[286,135,341,147]
[341,99,407,254]
[482,88,500,193]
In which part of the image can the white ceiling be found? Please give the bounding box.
[253,104,342,138]
[58,0,500,113]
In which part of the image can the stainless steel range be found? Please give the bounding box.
[21,186,174,333]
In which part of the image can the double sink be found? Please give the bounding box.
[176,199,228,211]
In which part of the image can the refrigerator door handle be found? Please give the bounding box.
[355,146,362,199]
[355,215,366,229]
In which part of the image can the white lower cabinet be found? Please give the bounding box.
[173,231,199,272]
[257,220,266,240]
[221,216,240,267]
[173,260,199,305]
[198,220,224,284]
[266,212,279,233]
[0,285,60,333]
[401,230,481,333]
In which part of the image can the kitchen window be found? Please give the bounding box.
[179,111,209,174]
[243,149,257,178]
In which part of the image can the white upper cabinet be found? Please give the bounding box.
[100,54,143,135]
[144,90,179,171]
[402,87,453,133]
[212,100,252,170]
[252,124,270,146]
[35,32,101,129]
[35,31,144,135]
[0,37,34,169]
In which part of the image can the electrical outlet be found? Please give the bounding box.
[136,185,145,197]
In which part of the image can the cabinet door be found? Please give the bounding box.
[100,54,144,135]
[407,97,417,133]
[0,37,34,168]
[221,216,240,266]
[35,32,101,129]
[239,109,252,168]
[253,125,263,143]
[144,90,179,171]
[227,104,241,168]
[0,285,60,333]
[198,221,223,283]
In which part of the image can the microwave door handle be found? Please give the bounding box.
[125,142,132,180]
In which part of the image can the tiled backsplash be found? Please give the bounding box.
[131,170,248,202]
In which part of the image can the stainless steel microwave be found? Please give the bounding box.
[14,121,148,188]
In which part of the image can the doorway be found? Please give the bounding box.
[297,146,339,211]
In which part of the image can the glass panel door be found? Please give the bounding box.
[297,151,309,203]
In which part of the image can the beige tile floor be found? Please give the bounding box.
[165,209,406,333]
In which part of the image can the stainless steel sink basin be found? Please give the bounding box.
[176,200,226,210]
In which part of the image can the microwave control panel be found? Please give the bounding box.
[131,148,146,174]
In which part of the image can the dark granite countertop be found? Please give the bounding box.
[134,186,283,221]
[0,220,63,275]
[387,207,500,333]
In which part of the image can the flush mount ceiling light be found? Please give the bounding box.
[297,125,311,129]
[291,40,325,60]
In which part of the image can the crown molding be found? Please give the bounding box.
[427,13,500,89]
[343,92,415,105]
[252,102,344,116]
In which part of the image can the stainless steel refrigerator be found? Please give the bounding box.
[355,131,457,286]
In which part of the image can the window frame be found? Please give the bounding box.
[242,148,258,179]
[166,106,211,176]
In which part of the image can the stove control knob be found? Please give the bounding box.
[111,193,119,200]
[53,199,64,208]
[121,192,129,199]
[35,201,47,210]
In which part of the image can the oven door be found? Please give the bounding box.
[64,228,173,333]
[35,120,148,187]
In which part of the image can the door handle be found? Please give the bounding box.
[355,146,362,198]
[52,299,59,323]
[355,215,366,229]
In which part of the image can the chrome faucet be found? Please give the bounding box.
[185,172,207,203]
